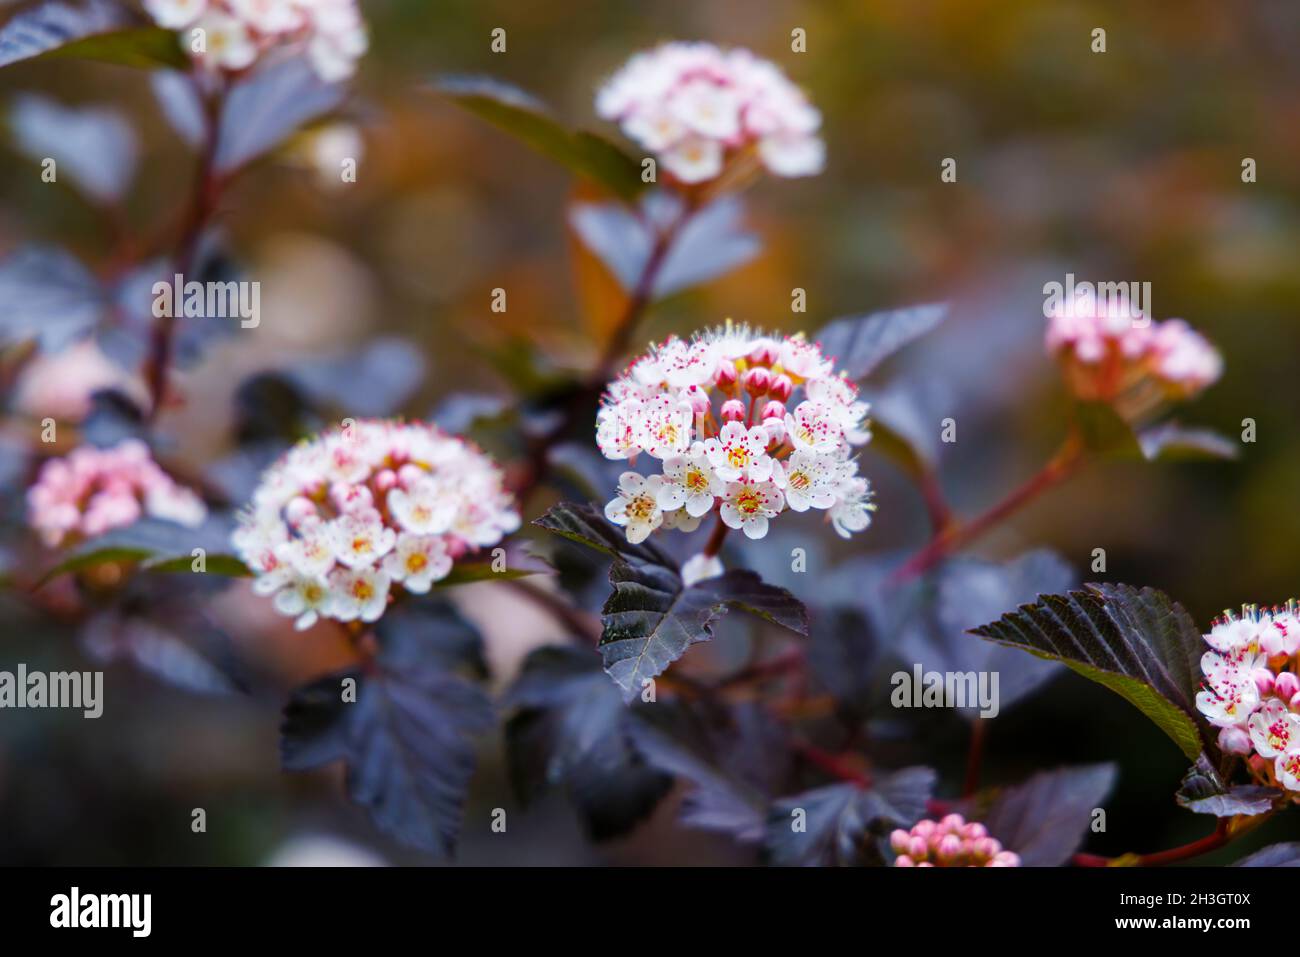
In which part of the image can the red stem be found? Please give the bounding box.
[701,514,729,558]
[798,742,872,788]
[962,720,988,798]
[891,434,1086,583]
[1073,818,1232,867]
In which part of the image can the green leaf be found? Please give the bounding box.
[1175,755,1280,817]
[970,583,1209,761]
[429,75,644,202]
[813,303,948,380]
[1073,401,1142,456]
[0,1,186,70]
[1138,423,1239,462]
[536,503,808,699]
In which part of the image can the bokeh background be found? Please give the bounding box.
[1,0,1298,864]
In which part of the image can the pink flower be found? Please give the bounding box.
[889,815,1020,867]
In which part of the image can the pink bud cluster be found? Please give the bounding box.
[1045,293,1222,417]
[143,0,367,82]
[890,815,1021,867]
[597,324,875,553]
[1195,603,1300,795]
[233,420,519,631]
[596,42,824,184]
[27,439,207,547]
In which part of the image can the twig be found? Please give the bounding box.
[1072,818,1233,867]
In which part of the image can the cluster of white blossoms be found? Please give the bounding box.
[1045,292,1222,416]
[1195,603,1300,795]
[596,42,824,184]
[143,0,367,82]
[598,324,874,566]
[233,420,519,631]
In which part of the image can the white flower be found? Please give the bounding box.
[229,0,302,32]
[329,566,390,623]
[233,514,288,574]
[785,400,842,454]
[144,0,207,29]
[1247,699,1300,759]
[328,510,396,569]
[1275,750,1300,792]
[778,334,832,380]
[656,337,719,390]
[635,393,695,459]
[704,421,773,483]
[661,135,724,184]
[388,477,455,535]
[622,108,687,152]
[273,574,333,631]
[669,79,742,140]
[719,480,784,540]
[660,507,701,533]
[144,485,208,527]
[759,133,825,178]
[604,472,665,544]
[382,534,452,594]
[681,552,724,586]
[829,477,875,539]
[658,445,723,517]
[774,450,838,512]
[196,12,258,70]
[1195,675,1260,728]
[596,398,644,460]
[279,526,337,578]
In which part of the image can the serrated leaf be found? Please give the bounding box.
[431,74,643,202]
[505,645,671,841]
[0,0,184,70]
[601,562,807,701]
[1138,423,1239,462]
[971,583,1209,760]
[1176,755,1280,817]
[765,768,936,866]
[281,601,492,856]
[534,501,671,566]
[813,303,947,380]
[1234,843,1300,867]
[215,56,345,174]
[972,764,1117,866]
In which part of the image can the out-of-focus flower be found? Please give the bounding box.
[1195,602,1300,796]
[144,0,367,82]
[13,340,146,422]
[890,814,1021,867]
[26,439,207,547]
[1045,291,1222,419]
[596,323,875,567]
[596,42,824,184]
[233,420,518,630]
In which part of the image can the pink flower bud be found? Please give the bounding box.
[374,469,398,492]
[1253,668,1275,697]
[907,836,928,859]
[285,496,318,527]
[1217,725,1252,755]
[911,820,936,839]
[720,399,746,422]
[742,367,772,395]
[761,400,787,421]
[748,339,779,365]
[769,374,793,402]
[990,851,1021,867]
[714,359,738,388]
[889,829,911,854]
[940,813,966,832]
[961,822,988,841]
[972,837,1000,860]
[682,385,710,417]
[397,464,426,488]
[1275,672,1300,701]
[937,835,963,862]
[894,855,915,867]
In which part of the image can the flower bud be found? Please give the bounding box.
[1217,725,1252,755]
[761,400,787,421]
[374,469,398,492]
[937,835,963,862]
[748,339,779,366]
[889,829,912,854]
[742,366,772,395]
[907,836,928,859]
[761,417,786,445]
[1275,671,1300,701]
[714,359,738,389]
[911,819,936,839]
[961,822,988,841]
[990,851,1021,867]
[1253,668,1275,697]
[681,385,710,417]
[894,855,915,867]
[769,373,794,402]
[940,813,966,833]
[972,837,1000,860]
[720,399,746,422]
[285,496,318,527]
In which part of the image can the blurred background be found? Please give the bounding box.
[0,0,1298,864]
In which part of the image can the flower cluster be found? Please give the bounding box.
[598,324,874,553]
[143,0,367,82]
[1045,292,1222,418]
[27,440,207,547]
[596,42,824,184]
[889,815,1021,867]
[1195,603,1300,795]
[232,420,519,631]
